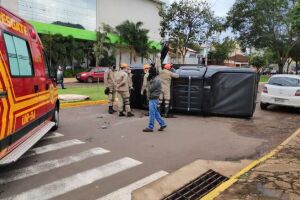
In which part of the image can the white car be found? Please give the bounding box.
[260,75,300,109]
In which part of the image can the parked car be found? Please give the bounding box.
[260,75,300,110]
[76,66,107,83]
[0,6,59,165]
[270,69,277,75]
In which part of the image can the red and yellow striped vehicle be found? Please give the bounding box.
[0,6,59,165]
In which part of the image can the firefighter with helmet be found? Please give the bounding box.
[159,63,179,117]
[115,63,134,117]
[141,64,151,98]
[104,64,117,114]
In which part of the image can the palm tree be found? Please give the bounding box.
[116,20,149,64]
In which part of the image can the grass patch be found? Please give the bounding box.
[58,86,107,101]
[260,75,270,83]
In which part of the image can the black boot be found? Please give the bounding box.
[108,106,114,114]
[164,107,170,118]
[119,112,126,117]
[127,112,134,117]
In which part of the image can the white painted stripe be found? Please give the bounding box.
[41,132,64,141]
[4,158,142,200]
[0,148,110,184]
[22,139,84,158]
[98,171,169,200]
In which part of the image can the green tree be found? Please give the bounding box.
[208,38,236,65]
[40,34,90,69]
[94,24,111,66]
[227,0,300,74]
[159,0,218,64]
[116,20,149,64]
[249,55,266,70]
[289,40,300,74]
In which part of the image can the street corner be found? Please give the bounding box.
[209,128,300,200]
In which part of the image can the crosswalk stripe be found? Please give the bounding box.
[98,171,169,200]
[0,148,110,184]
[4,157,142,200]
[41,132,64,141]
[22,139,85,158]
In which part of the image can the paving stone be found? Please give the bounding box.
[274,180,291,190]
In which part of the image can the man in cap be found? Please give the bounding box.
[104,64,117,114]
[115,63,134,117]
[159,63,179,118]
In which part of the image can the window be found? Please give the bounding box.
[3,33,33,76]
[268,77,300,87]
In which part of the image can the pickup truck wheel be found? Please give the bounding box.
[87,77,93,83]
[51,106,59,131]
[260,102,268,110]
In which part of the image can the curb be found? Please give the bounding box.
[201,127,300,200]
[61,100,108,109]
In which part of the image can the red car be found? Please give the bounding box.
[76,67,107,83]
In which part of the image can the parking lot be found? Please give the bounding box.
[0,102,299,200]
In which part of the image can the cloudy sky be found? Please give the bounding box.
[168,0,236,17]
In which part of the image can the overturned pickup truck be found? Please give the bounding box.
[130,65,258,118]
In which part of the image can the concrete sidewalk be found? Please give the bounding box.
[215,128,300,200]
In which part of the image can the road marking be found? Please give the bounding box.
[4,157,142,200]
[98,171,169,200]
[0,148,110,184]
[41,132,64,141]
[22,139,84,158]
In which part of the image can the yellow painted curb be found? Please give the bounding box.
[201,127,300,200]
[61,100,108,109]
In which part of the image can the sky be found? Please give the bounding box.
[168,0,236,17]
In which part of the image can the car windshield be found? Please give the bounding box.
[268,77,300,87]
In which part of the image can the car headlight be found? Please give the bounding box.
[81,73,87,76]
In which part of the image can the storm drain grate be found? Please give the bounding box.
[162,169,228,200]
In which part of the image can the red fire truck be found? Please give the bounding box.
[0,6,59,165]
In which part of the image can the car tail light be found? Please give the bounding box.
[295,90,300,96]
[262,86,268,93]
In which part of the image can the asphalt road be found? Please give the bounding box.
[0,104,299,200]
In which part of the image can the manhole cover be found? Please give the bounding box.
[162,169,228,200]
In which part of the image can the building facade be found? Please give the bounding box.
[1,0,165,41]
[97,0,164,41]
[1,0,97,31]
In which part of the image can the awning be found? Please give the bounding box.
[29,21,96,41]
[29,21,161,50]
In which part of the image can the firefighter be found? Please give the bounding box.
[115,63,134,117]
[104,64,117,114]
[159,63,179,118]
[127,67,134,92]
[141,64,151,116]
[141,64,150,98]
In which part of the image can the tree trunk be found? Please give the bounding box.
[130,50,132,64]
[278,62,284,74]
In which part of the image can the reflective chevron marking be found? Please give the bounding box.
[98,171,169,200]
[0,147,110,184]
[22,139,84,158]
[4,157,142,200]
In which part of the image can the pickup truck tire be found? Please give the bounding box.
[51,105,59,131]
